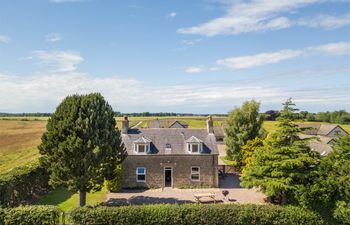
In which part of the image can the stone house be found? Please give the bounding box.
[121,116,219,189]
[298,124,349,155]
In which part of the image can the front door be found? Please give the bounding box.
[164,167,172,187]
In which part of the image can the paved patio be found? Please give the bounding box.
[105,174,265,205]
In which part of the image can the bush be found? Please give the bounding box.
[0,208,5,225]
[334,201,350,225]
[106,165,122,192]
[0,161,51,207]
[0,205,60,225]
[70,204,325,225]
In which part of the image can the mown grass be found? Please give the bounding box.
[36,185,108,212]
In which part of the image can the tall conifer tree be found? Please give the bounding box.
[39,93,127,206]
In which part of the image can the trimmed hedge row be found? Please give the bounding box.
[70,204,325,225]
[0,161,51,207]
[0,205,60,225]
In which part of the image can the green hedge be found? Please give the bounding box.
[0,161,51,207]
[0,205,60,225]
[334,201,350,225]
[70,204,325,225]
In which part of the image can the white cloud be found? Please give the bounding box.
[181,39,202,46]
[46,33,62,42]
[1,71,349,113]
[187,42,350,72]
[167,12,177,19]
[184,66,205,73]
[217,50,303,69]
[0,35,10,43]
[177,0,350,36]
[32,50,83,72]
[298,13,350,29]
[0,72,285,112]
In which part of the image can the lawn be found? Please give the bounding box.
[36,186,108,212]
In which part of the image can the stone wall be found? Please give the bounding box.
[122,154,218,188]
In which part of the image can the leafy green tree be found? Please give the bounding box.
[298,134,350,213]
[39,93,127,206]
[241,98,320,204]
[241,137,264,167]
[224,100,264,167]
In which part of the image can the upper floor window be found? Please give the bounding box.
[135,143,150,154]
[187,143,202,153]
[134,136,152,154]
[185,136,203,154]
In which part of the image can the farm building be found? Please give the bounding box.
[120,116,219,189]
[147,119,189,128]
[298,124,349,155]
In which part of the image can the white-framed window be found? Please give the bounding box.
[134,143,150,154]
[191,167,200,181]
[136,167,146,182]
[187,143,202,153]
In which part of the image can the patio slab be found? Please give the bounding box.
[105,174,265,205]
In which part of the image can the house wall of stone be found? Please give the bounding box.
[121,154,218,188]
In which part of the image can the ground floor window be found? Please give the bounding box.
[136,167,146,182]
[191,167,200,181]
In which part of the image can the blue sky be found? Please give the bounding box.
[0,0,350,113]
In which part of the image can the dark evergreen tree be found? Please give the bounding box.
[241,98,320,204]
[39,93,127,206]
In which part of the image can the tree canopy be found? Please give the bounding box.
[241,98,320,204]
[224,100,264,168]
[38,93,127,206]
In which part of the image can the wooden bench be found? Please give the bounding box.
[194,192,216,203]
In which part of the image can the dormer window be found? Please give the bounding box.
[134,136,152,154]
[136,144,149,153]
[185,136,203,153]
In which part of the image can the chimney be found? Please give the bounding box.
[121,115,129,134]
[207,115,214,134]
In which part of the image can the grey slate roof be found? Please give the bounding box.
[148,119,189,128]
[298,124,344,136]
[122,128,218,155]
[299,134,334,155]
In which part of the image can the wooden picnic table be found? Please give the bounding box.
[194,192,216,203]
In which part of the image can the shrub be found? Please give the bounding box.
[0,161,51,207]
[0,208,5,225]
[334,201,350,225]
[106,165,122,192]
[70,204,325,225]
[0,206,60,225]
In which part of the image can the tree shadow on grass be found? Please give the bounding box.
[35,186,74,205]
